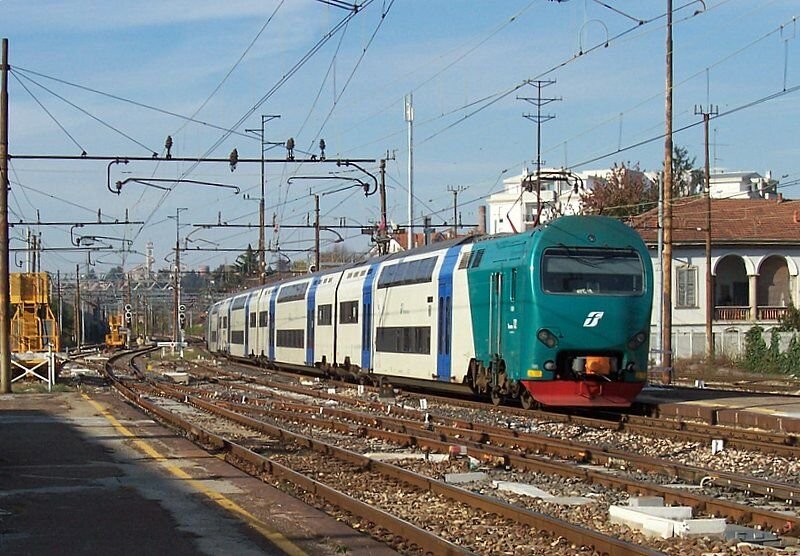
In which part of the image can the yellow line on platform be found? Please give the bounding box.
[81,392,307,556]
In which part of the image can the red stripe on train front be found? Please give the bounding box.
[522,380,644,407]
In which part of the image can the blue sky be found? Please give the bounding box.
[2,0,799,275]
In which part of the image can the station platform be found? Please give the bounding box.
[637,386,800,434]
[0,391,395,556]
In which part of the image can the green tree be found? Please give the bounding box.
[778,304,800,331]
[104,265,125,281]
[742,325,767,373]
[670,145,704,197]
[234,244,259,279]
[580,162,658,218]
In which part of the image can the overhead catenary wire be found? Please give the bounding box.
[129,2,373,246]
[11,71,86,154]
[171,0,287,138]
[12,70,158,155]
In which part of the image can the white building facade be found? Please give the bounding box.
[632,196,799,359]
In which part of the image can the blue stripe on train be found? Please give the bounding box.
[436,246,462,381]
[306,277,320,366]
[268,287,278,361]
[244,292,251,356]
[361,264,379,370]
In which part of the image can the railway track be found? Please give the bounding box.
[104,349,663,555]
[191,353,800,459]
[178,362,800,532]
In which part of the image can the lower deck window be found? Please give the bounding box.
[231,330,244,344]
[276,329,304,349]
[376,326,430,354]
[210,331,217,343]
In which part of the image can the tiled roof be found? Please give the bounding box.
[629,196,800,244]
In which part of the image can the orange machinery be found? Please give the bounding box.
[10,273,60,353]
[105,314,126,349]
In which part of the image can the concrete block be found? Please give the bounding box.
[163,372,189,385]
[365,452,448,463]
[676,518,726,538]
[631,506,694,520]
[444,472,487,484]
[492,480,553,499]
[610,506,675,539]
[628,496,664,507]
[610,505,726,539]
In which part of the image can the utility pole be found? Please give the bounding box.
[696,104,718,363]
[378,158,388,255]
[404,93,414,250]
[519,80,560,227]
[246,115,280,285]
[170,208,187,352]
[1,39,10,393]
[662,0,674,385]
[447,186,467,239]
[313,194,320,272]
[57,270,62,347]
[75,264,81,351]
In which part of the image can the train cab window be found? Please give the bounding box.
[259,311,269,327]
[340,301,359,324]
[318,304,332,326]
[249,313,257,327]
[471,250,484,268]
[542,247,644,295]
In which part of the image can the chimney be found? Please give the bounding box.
[477,206,487,236]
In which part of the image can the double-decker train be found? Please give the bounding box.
[206,215,653,407]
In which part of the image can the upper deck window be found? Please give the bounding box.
[542,247,644,295]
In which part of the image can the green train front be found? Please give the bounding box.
[467,215,653,407]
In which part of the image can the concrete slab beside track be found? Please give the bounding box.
[0,391,396,556]
[637,387,800,433]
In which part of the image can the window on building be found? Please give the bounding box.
[676,266,698,308]
[318,304,332,326]
[340,301,359,324]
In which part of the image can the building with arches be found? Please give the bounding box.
[631,196,800,358]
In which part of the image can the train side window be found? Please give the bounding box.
[318,304,332,325]
[510,268,517,301]
[339,301,359,324]
[258,311,268,327]
[249,313,257,328]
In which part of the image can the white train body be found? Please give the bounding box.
[206,239,474,387]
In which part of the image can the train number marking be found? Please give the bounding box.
[582,311,605,328]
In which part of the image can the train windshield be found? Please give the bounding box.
[541,247,644,295]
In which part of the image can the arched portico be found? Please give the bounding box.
[756,255,793,320]
[714,255,751,321]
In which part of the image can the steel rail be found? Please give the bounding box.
[210,395,800,536]
[103,352,474,556]
[148,384,660,556]
[183,363,800,533]
[199,356,800,456]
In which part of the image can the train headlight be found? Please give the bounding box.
[627,331,648,351]
[537,329,558,348]
[543,360,557,371]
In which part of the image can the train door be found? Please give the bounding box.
[489,272,503,359]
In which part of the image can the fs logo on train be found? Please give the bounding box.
[582,311,604,328]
